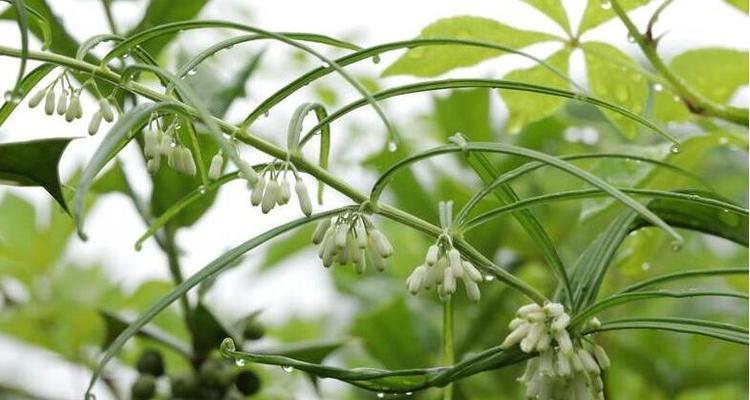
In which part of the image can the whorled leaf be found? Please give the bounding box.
[579,0,649,33]
[383,16,559,77]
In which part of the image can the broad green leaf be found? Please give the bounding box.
[126,0,210,57]
[433,88,493,142]
[0,137,73,212]
[0,63,55,126]
[90,160,129,195]
[191,303,236,359]
[725,0,749,13]
[579,0,649,33]
[583,41,648,137]
[383,16,557,77]
[654,48,749,122]
[523,0,573,35]
[350,297,430,369]
[501,48,571,133]
[0,0,81,57]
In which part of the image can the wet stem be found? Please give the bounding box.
[442,297,455,400]
[0,44,548,305]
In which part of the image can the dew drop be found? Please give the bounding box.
[484,274,495,282]
[376,393,385,399]
[600,0,612,9]
[641,262,651,271]
[187,68,198,76]
[235,358,246,367]
[627,34,635,43]
[121,53,130,59]
[281,365,294,373]
[264,111,270,118]
[670,240,683,252]
[372,55,381,64]
[718,137,729,145]
[198,185,207,195]
[652,83,664,92]
[669,144,681,154]
[405,392,413,396]
[387,140,398,152]
[718,209,740,227]
[672,95,681,102]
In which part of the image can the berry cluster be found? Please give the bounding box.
[405,240,483,302]
[501,303,610,400]
[312,211,393,272]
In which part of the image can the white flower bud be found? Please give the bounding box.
[525,311,547,323]
[354,219,368,248]
[588,317,602,329]
[56,90,67,115]
[159,135,173,156]
[501,322,530,349]
[99,98,114,122]
[535,332,552,352]
[251,176,265,206]
[166,145,176,169]
[447,248,461,270]
[312,219,331,245]
[517,303,543,317]
[461,261,483,282]
[551,314,570,332]
[88,110,102,135]
[370,250,386,272]
[334,223,348,248]
[543,303,565,318]
[295,177,312,216]
[577,349,600,374]
[182,148,196,176]
[538,349,554,376]
[592,344,610,369]
[144,131,159,158]
[336,244,350,265]
[278,176,291,205]
[64,98,77,122]
[554,329,574,355]
[208,153,224,180]
[70,94,83,119]
[28,88,46,108]
[593,375,604,391]
[463,278,481,302]
[568,352,584,372]
[354,251,367,274]
[44,89,56,115]
[441,265,456,295]
[146,157,160,173]
[261,179,279,213]
[406,265,427,294]
[554,351,572,377]
[509,318,526,330]
[369,229,393,258]
[424,260,444,289]
[238,159,259,186]
[320,233,338,268]
[348,235,360,263]
[520,322,544,353]
[425,245,439,266]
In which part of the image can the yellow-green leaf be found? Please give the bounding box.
[654,48,749,123]
[523,0,573,35]
[725,0,749,13]
[583,41,648,138]
[501,47,571,133]
[579,0,649,33]
[383,16,557,77]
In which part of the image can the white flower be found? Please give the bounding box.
[238,159,259,186]
[592,345,610,369]
[56,90,67,115]
[208,153,224,180]
[67,93,82,120]
[99,98,114,122]
[146,157,160,173]
[312,219,331,245]
[44,89,56,115]
[425,245,439,266]
[261,179,279,214]
[295,177,312,216]
[88,110,102,135]
[250,176,265,206]
[28,88,46,108]
[277,176,291,205]
[312,212,393,273]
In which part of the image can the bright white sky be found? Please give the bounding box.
[0,0,747,398]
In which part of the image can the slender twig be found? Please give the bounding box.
[442,298,455,400]
[163,228,193,329]
[100,0,119,35]
[610,0,748,126]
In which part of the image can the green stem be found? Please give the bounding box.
[610,0,748,126]
[100,0,119,35]
[163,228,192,328]
[0,45,549,304]
[442,297,454,400]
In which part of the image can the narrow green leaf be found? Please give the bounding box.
[583,41,648,138]
[501,48,571,133]
[99,310,192,359]
[0,63,55,126]
[725,0,749,12]
[619,268,748,293]
[583,318,748,345]
[0,137,73,212]
[383,16,558,77]
[9,0,29,100]
[126,0,210,57]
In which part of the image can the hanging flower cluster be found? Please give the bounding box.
[404,201,483,301]
[28,70,115,135]
[143,122,196,176]
[311,211,392,272]
[405,238,483,302]
[245,160,312,216]
[501,303,610,399]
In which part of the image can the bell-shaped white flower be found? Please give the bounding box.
[208,153,224,180]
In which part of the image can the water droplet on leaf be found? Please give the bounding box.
[281,365,293,373]
[387,140,398,152]
[652,83,664,92]
[627,34,635,43]
[670,240,683,252]
[484,275,495,282]
[377,393,385,398]
[187,68,198,76]
[372,55,381,64]
[670,144,681,154]
[600,0,612,9]
[641,262,651,271]
[235,359,246,367]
